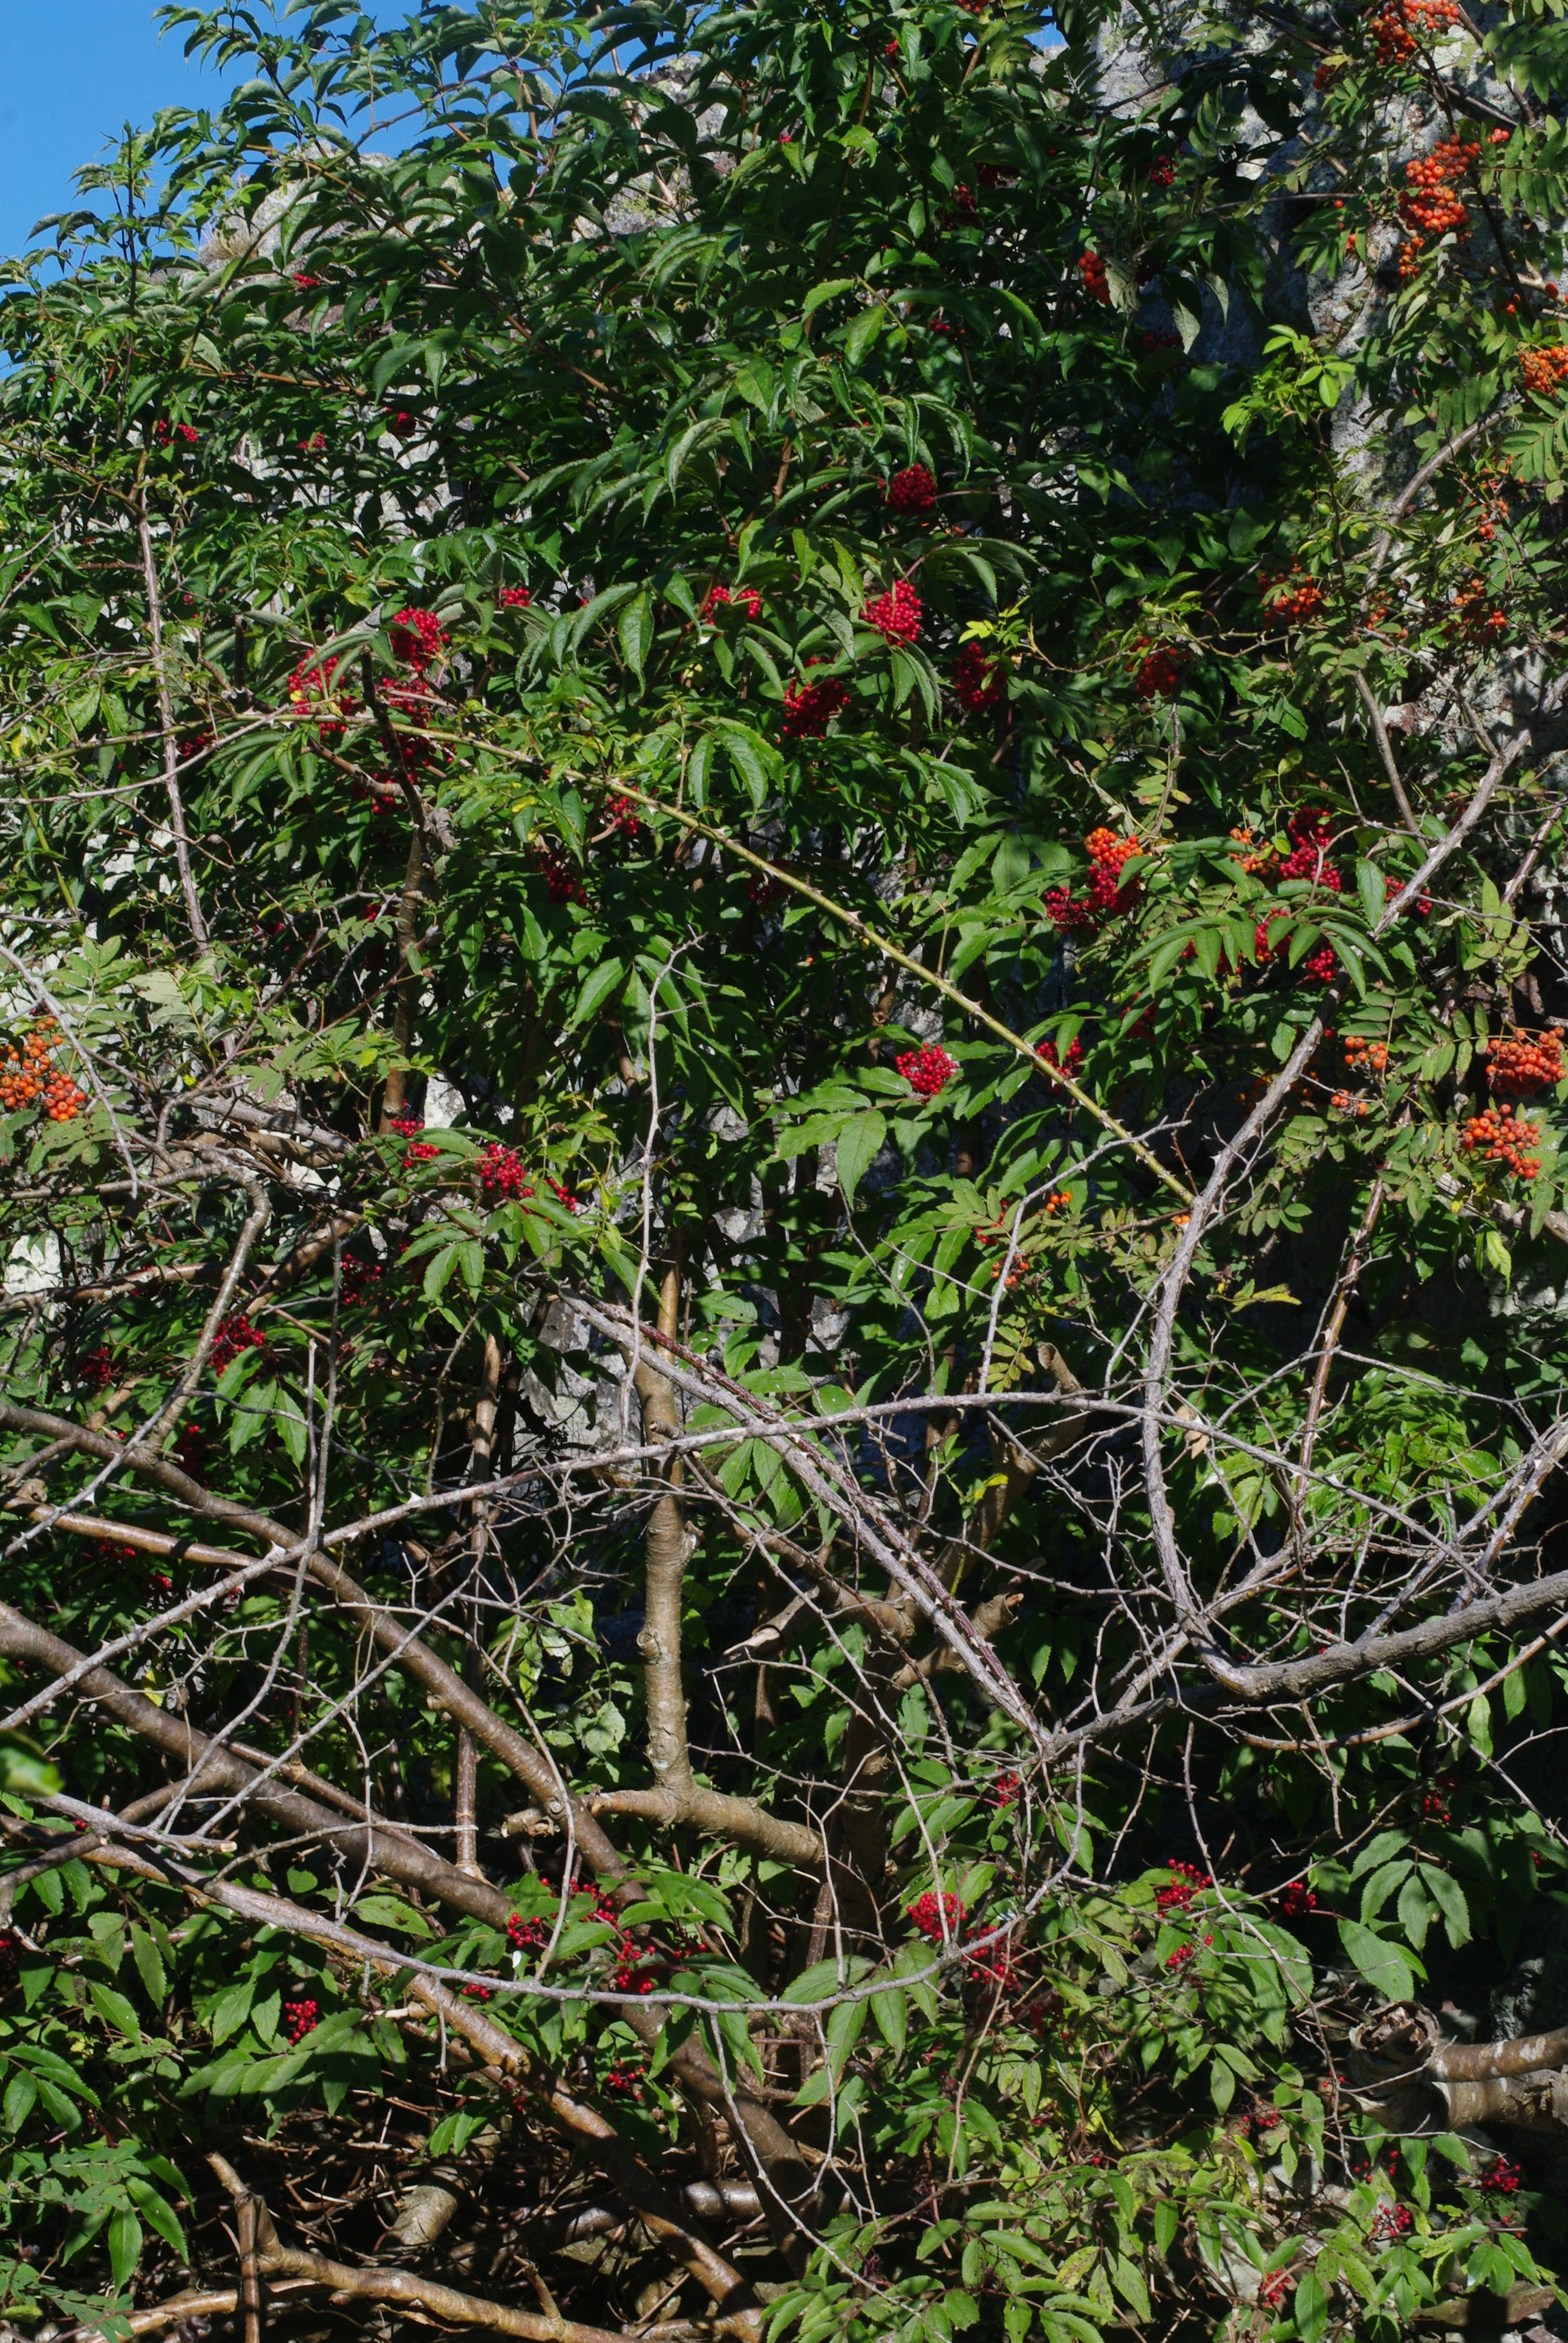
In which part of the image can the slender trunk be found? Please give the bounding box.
[138,510,209,952]
[380,821,424,1129]
[457,1335,503,1878]
[639,1265,690,1798]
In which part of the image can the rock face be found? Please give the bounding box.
[1494,1940,1568,2042]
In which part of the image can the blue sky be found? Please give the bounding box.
[0,4,234,258]
[0,2,406,261]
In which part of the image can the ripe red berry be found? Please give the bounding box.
[1155,1858,1212,1915]
[897,1044,958,1098]
[479,1143,535,1201]
[863,579,922,643]
[782,671,851,738]
[953,640,1004,710]
[887,463,937,514]
[702,583,762,619]
[283,1997,319,2044]
[908,1889,967,1941]
[388,608,448,669]
[210,1316,266,1376]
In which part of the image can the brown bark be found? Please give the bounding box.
[207,2157,644,2343]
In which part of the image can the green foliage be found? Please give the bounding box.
[4,0,1568,2332]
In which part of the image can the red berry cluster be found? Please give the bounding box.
[604,793,647,842]
[990,1770,1022,1807]
[1022,1988,1066,2040]
[1260,566,1326,623]
[1140,326,1183,359]
[1045,829,1146,935]
[507,1912,550,1953]
[1258,2270,1292,2310]
[500,585,532,608]
[1370,2201,1414,2239]
[73,1344,116,1391]
[339,1256,382,1311]
[154,420,200,446]
[1421,1784,1452,1826]
[1276,1881,1319,1919]
[386,408,419,434]
[887,464,937,514]
[210,1315,266,1375]
[1131,638,1188,700]
[1155,1860,1212,1915]
[174,1424,209,1481]
[702,583,762,619]
[403,1141,440,1166]
[479,1143,535,1201]
[782,669,851,739]
[387,1113,425,1136]
[1521,344,1568,397]
[1481,2155,1523,2195]
[283,1998,319,2044]
[388,608,448,669]
[0,1021,85,1121]
[1483,1028,1564,1099]
[1078,251,1111,303]
[296,430,327,453]
[0,1934,18,1996]
[1147,154,1176,187]
[1038,1035,1085,1084]
[287,652,355,742]
[584,1889,666,1994]
[1165,1935,1214,1970]
[909,1890,967,1942]
[1253,909,1337,983]
[461,1982,495,2001]
[1383,871,1434,916]
[1370,0,1459,64]
[1462,1105,1542,1179]
[863,579,922,643]
[292,272,321,290]
[533,841,587,903]
[1277,807,1341,888]
[952,640,1004,712]
[604,2062,645,2098]
[897,1043,958,1098]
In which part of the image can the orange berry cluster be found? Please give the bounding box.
[1370,0,1459,64]
[1227,824,1275,875]
[1259,565,1325,623]
[1330,1090,1371,1116]
[1399,136,1475,240]
[1078,251,1111,304]
[1462,1105,1541,1179]
[1471,465,1511,542]
[1521,345,1568,397]
[0,1021,84,1121]
[1483,1027,1564,1099]
[1344,1035,1390,1073]
[1451,574,1508,640]
[1044,1189,1073,1216]
[1083,828,1143,874]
